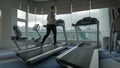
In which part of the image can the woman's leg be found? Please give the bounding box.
[41,25,51,44]
[51,25,57,44]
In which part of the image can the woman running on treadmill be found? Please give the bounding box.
[41,6,57,45]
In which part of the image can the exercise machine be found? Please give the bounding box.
[56,17,99,68]
[11,24,41,50]
[16,19,67,64]
[32,24,42,47]
[72,17,99,48]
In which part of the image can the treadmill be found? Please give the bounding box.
[16,19,67,64]
[11,24,41,50]
[56,17,99,68]
[72,17,99,48]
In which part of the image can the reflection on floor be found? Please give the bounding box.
[1,46,120,68]
[0,50,64,68]
[0,56,63,68]
[0,45,73,68]
[99,49,120,68]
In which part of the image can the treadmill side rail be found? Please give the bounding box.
[89,49,99,68]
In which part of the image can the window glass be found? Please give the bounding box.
[56,14,72,40]
[71,8,109,41]
[17,10,26,19]
[28,13,35,30]
[28,13,44,38]
[27,8,109,42]
[17,21,25,32]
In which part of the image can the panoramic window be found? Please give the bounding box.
[17,9,27,36]
[27,8,109,42]
[17,21,25,32]
[71,10,97,41]
[70,8,109,42]
[17,10,26,20]
[27,13,44,38]
[56,14,72,40]
[17,21,26,37]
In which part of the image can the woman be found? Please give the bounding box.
[41,6,57,45]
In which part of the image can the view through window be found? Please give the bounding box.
[17,10,26,36]
[17,8,110,42]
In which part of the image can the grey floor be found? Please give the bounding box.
[100,58,120,68]
[0,45,63,68]
[1,46,120,68]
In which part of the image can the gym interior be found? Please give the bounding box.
[0,0,120,68]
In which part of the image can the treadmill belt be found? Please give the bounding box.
[58,47,94,68]
[17,45,56,61]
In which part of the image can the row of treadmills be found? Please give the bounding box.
[12,17,113,68]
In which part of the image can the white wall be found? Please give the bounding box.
[0,10,2,45]
[0,0,18,49]
[99,8,110,49]
[0,1,2,48]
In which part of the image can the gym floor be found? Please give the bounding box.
[0,45,73,68]
[1,46,120,68]
[0,50,64,68]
